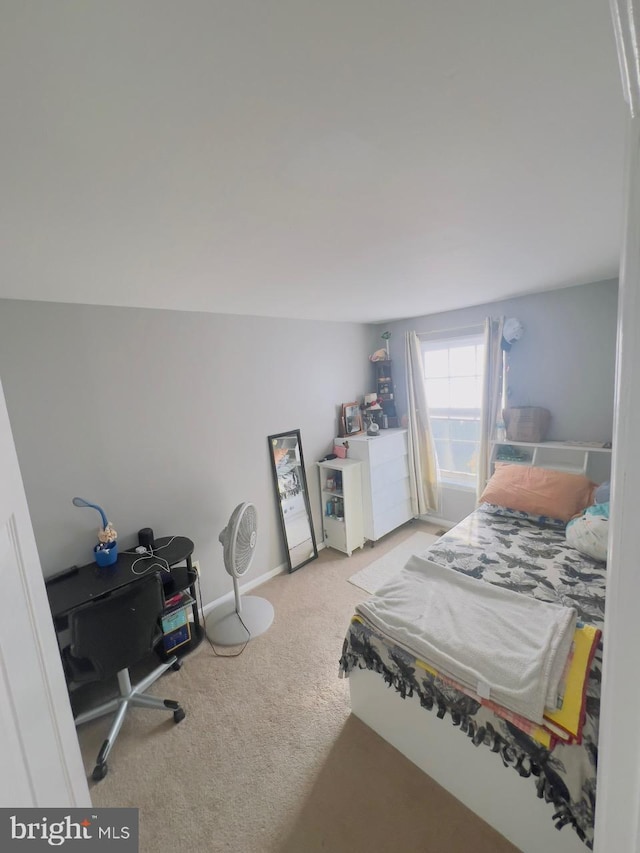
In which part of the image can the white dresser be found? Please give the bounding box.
[335,429,414,543]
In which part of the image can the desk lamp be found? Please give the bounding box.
[72,496,118,566]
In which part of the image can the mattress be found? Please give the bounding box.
[339,507,606,848]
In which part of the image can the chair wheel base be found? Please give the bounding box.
[171,660,182,671]
[92,762,108,782]
[174,707,186,724]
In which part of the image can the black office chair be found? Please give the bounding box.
[65,573,186,782]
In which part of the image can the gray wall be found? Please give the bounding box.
[0,279,619,579]
[370,279,619,521]
[0,300,370,605]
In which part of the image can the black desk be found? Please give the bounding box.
[46,536,204,658]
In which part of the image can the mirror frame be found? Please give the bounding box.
[267,429,319,573]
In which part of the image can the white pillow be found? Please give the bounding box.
[566,513,608,562]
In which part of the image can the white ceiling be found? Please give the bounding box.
[0,1,626,323]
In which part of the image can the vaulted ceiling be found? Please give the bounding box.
[0,1,626,322]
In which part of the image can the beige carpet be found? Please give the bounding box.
[75,520,520,853]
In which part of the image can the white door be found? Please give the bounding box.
[0,377,90,807]
[595,4,640,851]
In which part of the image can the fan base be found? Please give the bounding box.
[205,595,274,646]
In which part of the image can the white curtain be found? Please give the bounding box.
[405,331,439,515]
[477,316,505,501]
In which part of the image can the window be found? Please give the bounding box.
[422,332,485,487]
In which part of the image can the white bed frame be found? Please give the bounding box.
[350,668,587,853]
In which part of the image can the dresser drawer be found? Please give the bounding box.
[371,475,411,514]
[372,499,414,540]
[367,430,407,466]
[371,455,410,491]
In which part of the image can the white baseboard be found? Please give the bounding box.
[201,541,326,617]
[201,563,286,617]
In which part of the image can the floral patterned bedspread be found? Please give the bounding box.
[339,508,606,848]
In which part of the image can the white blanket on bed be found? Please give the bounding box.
[356,554,576,723]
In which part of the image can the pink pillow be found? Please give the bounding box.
[480,463,595,523]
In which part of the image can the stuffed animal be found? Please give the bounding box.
[369,348,388,362]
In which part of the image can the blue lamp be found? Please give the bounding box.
[72,497,118,566]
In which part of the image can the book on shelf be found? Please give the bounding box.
[163,591,195,613]
[162,621,191,652]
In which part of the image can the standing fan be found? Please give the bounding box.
[205,502,274,646]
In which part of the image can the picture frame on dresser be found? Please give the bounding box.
[340,402,363,436]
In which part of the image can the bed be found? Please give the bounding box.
[340,505,606,852]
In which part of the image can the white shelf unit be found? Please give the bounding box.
[490,440,612,482]
[318,458,365,556]
[335,429,414,543]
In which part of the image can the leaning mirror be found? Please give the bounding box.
[267,430,319,572]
